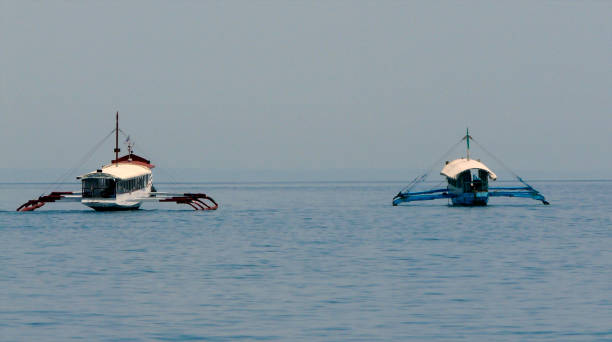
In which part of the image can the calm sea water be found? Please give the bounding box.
[0,181,610,341]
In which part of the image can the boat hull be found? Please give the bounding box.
[86,203,141,211]
[82,200,142,211]
[451,191,489,206]
[81,189,148,211]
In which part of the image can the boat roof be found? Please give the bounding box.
[111,154,155,169]
[82,163,152,180]
[440,158,497,180]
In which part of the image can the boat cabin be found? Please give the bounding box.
[440,158,497,206]
[80,160,152,199]
[82,174,116,198]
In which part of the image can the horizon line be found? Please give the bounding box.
[1,179,611,185]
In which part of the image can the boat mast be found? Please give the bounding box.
[114,111,120,166]
[466,127,470,160]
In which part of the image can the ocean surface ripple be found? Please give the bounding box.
[1,181,611,341]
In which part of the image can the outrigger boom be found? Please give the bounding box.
[17,192,218,212]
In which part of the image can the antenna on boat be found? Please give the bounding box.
[114,111,120,166]
[126,135,133,161]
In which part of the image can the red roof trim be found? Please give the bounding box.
[111,154,155,169]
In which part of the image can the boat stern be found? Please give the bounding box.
[451,191,489,206]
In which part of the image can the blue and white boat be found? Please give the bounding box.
[393,129,549,206]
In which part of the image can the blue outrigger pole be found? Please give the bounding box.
[393,129,549,206]
[487,176,549,204]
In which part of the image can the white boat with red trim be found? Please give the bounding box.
[17,113,218,212]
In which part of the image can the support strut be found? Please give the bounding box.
[159,193,219,211]
[16,192,74,212]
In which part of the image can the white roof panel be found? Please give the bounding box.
[440,158,497,180]
[83,163,151,180]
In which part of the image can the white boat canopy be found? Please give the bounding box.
[440,158,497,180]
[82,163,152,180]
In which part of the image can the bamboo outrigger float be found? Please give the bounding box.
[393,129,549,207]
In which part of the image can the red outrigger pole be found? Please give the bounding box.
[159,193,219,211]
[16,192,75,212]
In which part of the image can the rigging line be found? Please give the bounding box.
[41,128,116,196]
[116,130,181,184]
[469,137,535,189]
[469,138,519,178]
[399,138,465,194]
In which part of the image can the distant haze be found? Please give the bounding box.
[1,1,610,181]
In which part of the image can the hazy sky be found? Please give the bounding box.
[1,1,610,179]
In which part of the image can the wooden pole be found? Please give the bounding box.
[114,112,120,165]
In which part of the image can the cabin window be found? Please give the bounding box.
[116,174,149,194]
[459,171,471,192]
[478,169,489,190]
[82,178,116,198]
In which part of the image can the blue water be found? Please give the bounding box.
[1,181,611,341]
